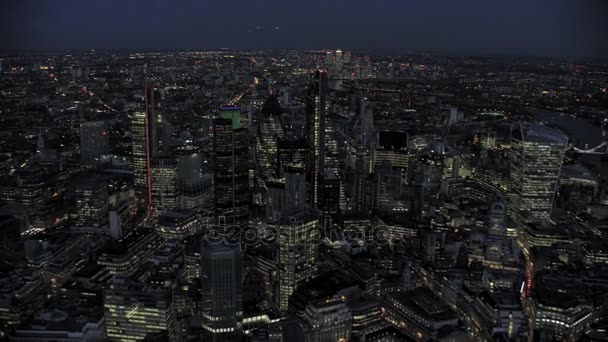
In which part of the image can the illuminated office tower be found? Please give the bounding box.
[213,105,249,231]
[266,180,286,222]
[374,131,409,170]
[132,109,152,211]
[335,49,343,76]
[360,97,374,146]
[510,123,568,221]
[266,164,307,222]
[323,112,340,175]
[317,169,341,228]
[277,206,319,312]
[307,71,328,206]
[324,51,334,71]
[200,241,243,342]
[79,121,109,163]
[285,164,307,210]
[132,86,163,212]
[150,157,180,218]
[104,276,177,341]
[276,137,307,179]
[75,178,109,227]
[258,95,285,177]
[177,147,210,210]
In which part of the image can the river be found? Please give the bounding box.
[532,109,605,149]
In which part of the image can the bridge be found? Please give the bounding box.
[569,140,608,154]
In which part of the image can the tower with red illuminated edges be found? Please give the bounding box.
[213,105,250,233]
[132,85,163,214]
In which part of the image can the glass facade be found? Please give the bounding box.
[510,123,568,221]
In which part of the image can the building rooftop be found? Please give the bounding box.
[514,122,568,144]
[387,287,457,323]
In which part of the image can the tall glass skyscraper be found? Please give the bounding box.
[150,156,180,217]
[200,240,243,341]
[213,105,250,232]
[132,86,163,213]
[307,71,328,206]
[510,122,568,221]
[74,178,109,227]
[277,205,319,312]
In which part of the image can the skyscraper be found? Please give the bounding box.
[79,121,109,163]
[132,86,163,213]
[200,241,243,341]
[510,122,568,221]
[276,137,307,179]
[360,97,374,146]
[318,169,341,228]
[74,178,109,227]
[374,130,409,170]
[285,164,307,210]
[177,146,210,210]
[307,71,328,206]
[335,49,344,76]
[150,156,180,217]
[277,205,319,312]
[266,164,307,222]
[213,105,249,232]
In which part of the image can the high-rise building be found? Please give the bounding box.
[374,130,409,170]
[277,205,319,312]
[318,169,341,228]
[213,105,249,232]
[360,97,374,145]
[109,200,132,240]
[510,123,568,221]
[132,86,163,212]
[74,178,109,227]
[150,157,180,217]
[200,241,243,341]
[306,73,339,201]
[285,164,307,210]
[335,49,344,76]
[177,146,210,210]
[266,180,286,223]
[131,110,150,210]
[104,276,177,341]
[266,164,307,222]
[79,121,109,163]
[257,96,285,178]
[276,138,307,179]
[323,113,340,176]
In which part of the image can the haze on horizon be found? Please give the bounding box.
[2,0,607,59]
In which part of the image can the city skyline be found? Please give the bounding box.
[1,3,608,341]
[1,0,608,60]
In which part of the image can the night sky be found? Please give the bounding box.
[2,0,607,59]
